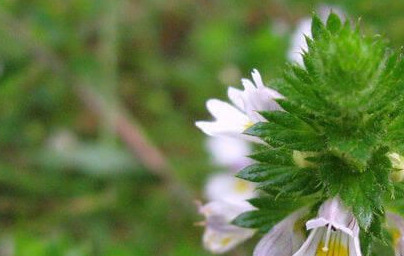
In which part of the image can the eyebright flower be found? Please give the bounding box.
[199,125,257,253]
[206,137,252,171]
[198,200,255,254]
[386,212,404,255]
[253,209,307,256]
[288,18,312,66]
[293,197,361,256]
[288,5,345,65]
[205,173,256,204]
[195,69,283,143]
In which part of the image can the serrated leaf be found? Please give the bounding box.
[320,154,386,232]
[248,196,305,210]
[328,134,378,172]
[326,12,342,33]
[236,164,298,183]
[275,100,322,127]
[311,14,329,40]
[244,122,272,138]
[259,111,311,129]
[258,167,320,197]
[246,112,324,151]
[249,148,294,165]
[232,197,309,233]
[232,210,283,233]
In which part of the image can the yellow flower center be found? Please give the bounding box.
[316,227,349,256]
[392,228,401,247]
[220,237,232,247]
[316,240,348,256]
[244,121,254,130]
[234,179,251,194]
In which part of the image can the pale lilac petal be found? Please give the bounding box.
[251,69,265,88]
[195,121,245,137]
[205,173,256,204]
[387,212,404,256]
[199,201,249,220]
[288,5,345,66]
[293,229,323,256]
[241,78,257,92]
[199,201,255,254]
[206,99,248,124]
[227,87,245,110]
[203,226,255,254]
[206,137,252,170]
[307,197,359,237]
[240,70,284,122]
[288,18,311,65]
[196,69,283,143]
[293,197,361,256]
[253,209,307,256]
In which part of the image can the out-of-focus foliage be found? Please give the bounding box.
[1,0,404,255]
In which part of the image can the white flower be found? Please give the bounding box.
[253,209,307,256]
[201,170,256,253]
[205,173,256,205]
[288,6,345,65]
[293,197,361,256]
[288,18,312,66]
[195,69,283,143]
[206,137,252,171]
[386,212,404,256]
[198,200,255,254]
[388,153,404,182]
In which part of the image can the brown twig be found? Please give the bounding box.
[74,85,170,178]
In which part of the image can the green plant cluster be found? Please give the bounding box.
[234,13,404,255]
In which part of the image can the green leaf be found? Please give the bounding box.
[311,14,329,40]
[232,197,310,233]
[236,164,298,183]
[258,167,321,197]
[232,210,283,233]
[246,112,324,151]
[247,196,303,210]
[326,12,342,33]
[249,147,294,165]
[327,134,379,172]
[319,152,388,232]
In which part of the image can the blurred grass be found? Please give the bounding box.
[1,0,404,255]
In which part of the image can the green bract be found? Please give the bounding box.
[233,13,404,255]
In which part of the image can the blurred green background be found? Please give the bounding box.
[1,0,404,255]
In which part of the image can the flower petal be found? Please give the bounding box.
[293,197,361,256]
[199,200,255,254]
[196,69,283,143]
[206,99,248,124]
[387,212,404,256]
[227,86,245,111]
[203,226,255,254]
[206,137,252,170]
[205,173,256,203]
[253,209,307,256]
[195,121,244,137]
